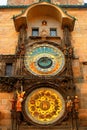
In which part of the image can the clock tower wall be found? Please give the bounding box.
[0,2,87,129]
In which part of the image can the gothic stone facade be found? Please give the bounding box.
[0,2,87,130]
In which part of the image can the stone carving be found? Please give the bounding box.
[16,91,25,125]
[40,29,48,37]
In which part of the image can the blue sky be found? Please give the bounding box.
[84,0,87,3]
[0,0,87,5]
[0,0,7,5]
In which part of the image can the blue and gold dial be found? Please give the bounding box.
[24,44,65,76]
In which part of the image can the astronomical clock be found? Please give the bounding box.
[24,44,65,76]
[7,1,76,128]
[21,41,68,126]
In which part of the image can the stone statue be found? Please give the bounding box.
[16,91,25,124]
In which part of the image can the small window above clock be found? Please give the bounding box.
[50,28,57,36]
[32,28,39,36]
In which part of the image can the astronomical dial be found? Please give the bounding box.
[24,88,65,125]
[24,44,65,76]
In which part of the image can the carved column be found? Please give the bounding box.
[16,25,27,75]
[63,27,75,92]
[63,27,71,47]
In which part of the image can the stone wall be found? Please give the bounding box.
[67,8,87,121]
[0,8,20,54]
[7,0,84,5]
[0,92,13,126]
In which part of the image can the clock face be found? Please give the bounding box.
[24,88,65,125]
[24,44,65,76]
